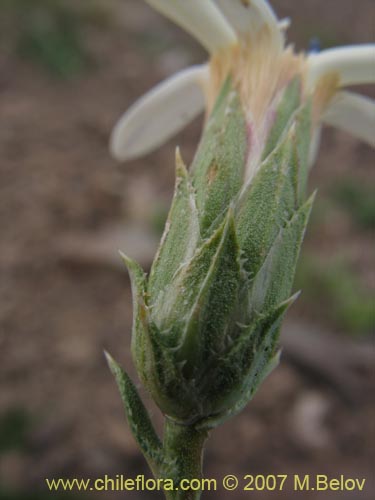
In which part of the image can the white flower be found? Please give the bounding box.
[110,0,375,161]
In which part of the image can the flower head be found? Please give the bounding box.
[106,4,375,491]
[111,0,375,163]
[108,0,375,429]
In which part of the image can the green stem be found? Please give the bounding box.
[161,418,208,500]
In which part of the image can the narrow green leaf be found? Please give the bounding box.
[105,352,163,473]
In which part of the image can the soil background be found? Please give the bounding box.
[0,1,374,499]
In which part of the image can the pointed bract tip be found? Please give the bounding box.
[118,251,145,287]
[118,250,131,265]
[309,189,318,204]
[104,350,117,374]
[276,291,302,316]
[288,290,301,305]
[119,250,137,275]
[175,146,188,177]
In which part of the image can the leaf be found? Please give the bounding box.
[191,77,248,236]
[105,352,163,473]
[148,149,200,302]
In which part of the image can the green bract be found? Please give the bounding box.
[110,75,314,432]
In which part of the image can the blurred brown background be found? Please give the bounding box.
[0,1,374,499]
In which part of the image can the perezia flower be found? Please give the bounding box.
[111,0,375,162]
[107,2,374,499]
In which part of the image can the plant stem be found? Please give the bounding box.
[161,418,208,500]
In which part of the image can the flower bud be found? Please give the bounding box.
[126,76,314,429]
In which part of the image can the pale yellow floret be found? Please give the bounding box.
[312,72,340,122]
[208,31,339,127]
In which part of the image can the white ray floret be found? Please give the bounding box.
[111,1,375,163]
[308,45,375,88]
[145,0,237,53]
[278,18,291,32]
[110,65,208,161]
[308,128,322,167]
[323,91,375,146]
[214,0,283,48]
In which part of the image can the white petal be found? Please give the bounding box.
[214,0,283,48]
[145,0,237,53]
[278,18,291,32]
[322,91,375,146]
[110,65,208,161]
[309,127,322,167]
[308,45,375,88]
